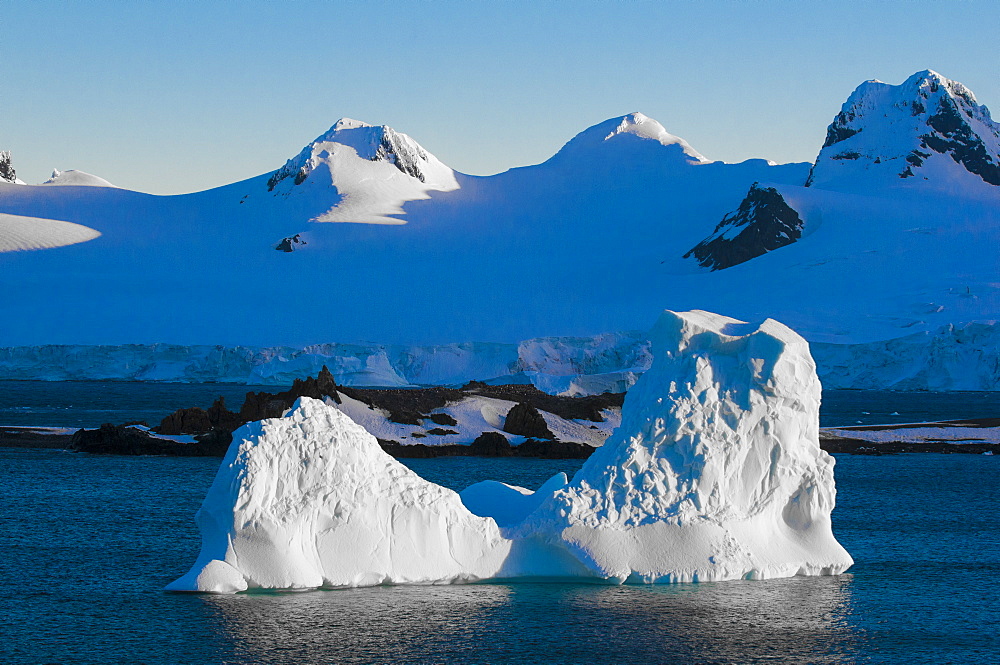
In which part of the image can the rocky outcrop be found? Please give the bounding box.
[469,432,513,456]
[502,402,555,439]
[70,424,228,456]
[684,184,804,270]
[376,434,591,459]
[76,367,621,459]
[0,151,15,183]
[156,366,341,434]
[275,233,307,252]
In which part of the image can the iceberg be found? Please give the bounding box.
[168,310,852,593]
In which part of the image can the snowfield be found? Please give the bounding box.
[2,70,999,391]
[0,212,101,253]
[167,310,852,592]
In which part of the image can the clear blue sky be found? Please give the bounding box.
[3,0,998,194]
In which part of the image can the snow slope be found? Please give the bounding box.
[168,310,851,592]
[0,212,100,252]
[0,111,806,347]
[1,70,998,361]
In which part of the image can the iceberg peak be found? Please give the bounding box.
[168,309,852,592]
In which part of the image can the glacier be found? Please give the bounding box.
[3,70,999,386]
[7,318,1000,392]
[167,310,852,593]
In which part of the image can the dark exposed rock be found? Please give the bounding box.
[469,432,513,457]
[339,385,466,425]
[917,96,1000,186]
[373,127,427,182]
[819,434,1000,456]
[427,412,458,426]
[516,438,594,459]
[158,396,241,435]
[266,164,308,191]
[156,366,341,436]
[70,423,228,456]
[0,426,76,449]
[503,402,555,440]
[88,367,620,458]
[275,233,307,252]
[683,184,804,271]
[377,433,592,459]
[157,406,212,435]
[460,382,622,422]
[820,112,860,149]
[0,150,15,183]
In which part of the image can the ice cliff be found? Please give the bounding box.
[9,318,1000,391]
[168,310,852,592]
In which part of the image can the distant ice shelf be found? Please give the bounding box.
[4,319,1000,393]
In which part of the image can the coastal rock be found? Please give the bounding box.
[71,423,226,456]
[469,432,514,457]
[502,402,555,439]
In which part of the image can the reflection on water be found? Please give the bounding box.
[204,576,861,664]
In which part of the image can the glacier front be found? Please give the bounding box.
[168,310,852,593]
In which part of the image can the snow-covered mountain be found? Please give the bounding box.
[1,70,999,391]
[40,169,117,188]
[805,70,1000,191]
[0,109,805,347]
[259,118,458,224]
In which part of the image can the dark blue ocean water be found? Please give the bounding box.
[4,380,1000,428]
[2,449,997,664]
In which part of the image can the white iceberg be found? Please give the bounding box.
[168,310,852,592]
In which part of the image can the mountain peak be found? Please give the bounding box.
[332,117,373,131]
[806,70,1000,190]
[40,169,117,188]
[260,119,458,224]
[0,150,17,184]
[550,112,709,165]
[266,119,449,194]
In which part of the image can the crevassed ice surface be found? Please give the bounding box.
[169,310,852,592]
